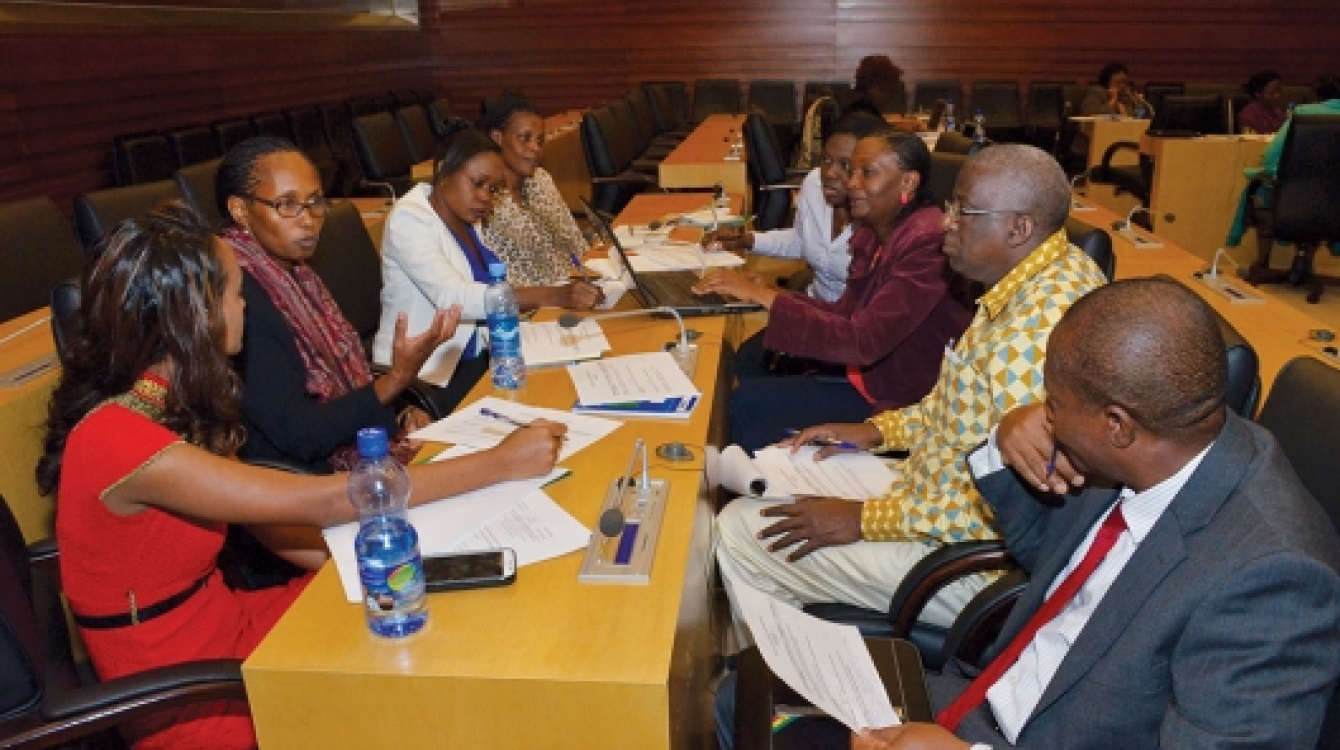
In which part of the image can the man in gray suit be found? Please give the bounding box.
[857,277,1340,749]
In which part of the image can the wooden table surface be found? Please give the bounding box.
[0,308,60,543]
[1074,201,1333,397]
[244,196,728,750]
[659,114,750,199]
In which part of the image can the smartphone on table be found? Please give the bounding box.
[422,548,517,592]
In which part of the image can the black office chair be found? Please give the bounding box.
[319,101,365,197]
[394,105,438,165]
[286,106,342,197]
[1063,217,1116,281]
[644,84,693,137]
[0,197,85,322]
[970,81,1024,143]
[72,180,184,252]
[1144,82,1185,122]
[692,78,743,122]
[1255,356,1340,534]
[1240,114,1340,303]
[748,80,799,159]
[0,492,247,750]
[351,112,416,197]
[803,81,853,119]
[579,105,656,217]
[209,118,255,155]
[424,97,454,140]
[173,157,223,230]
[165,125,221,169]
[934,131,976,155]
[111,132,176,186]
[742,113,805,232]
[307,203,449,419]
[913,80,965,116]
[1024,80,1066,153]
[925,152,969,206]
[250,111,293,141]
[627,86,685,149]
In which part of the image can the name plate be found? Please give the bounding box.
[0,352,58,388]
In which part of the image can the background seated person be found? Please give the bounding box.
[1229,72,1340,282]
[221,137,441,474]
[705,112,886,303]
[375,128,599,411]
[1079,62,1145,116]
[714,145,1108,645]
[39,204,563,750]
[1238,69,1287,134]
[695,128,970,452]
[478,93,605,302]
[853,278,1340,750]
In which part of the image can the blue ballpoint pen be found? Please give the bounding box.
[568,251,594,283]
[480,407,569,440]
[782,428,861,450]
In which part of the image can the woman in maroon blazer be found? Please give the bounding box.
[694,131,970,451]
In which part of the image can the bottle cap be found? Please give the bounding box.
[356,427,390,459]
[488,261,507,280]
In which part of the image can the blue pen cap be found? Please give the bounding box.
[356,427,390,459]
[488,261,507,281]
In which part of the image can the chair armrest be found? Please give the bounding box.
[27,537,60,587]
[244,457,317,475]
[1,661,246,750]
[591,171,657,185]
[1097,140,1140,177]
[368,363,448,420]
[887,540,1014,638]
[939,567,1027,669]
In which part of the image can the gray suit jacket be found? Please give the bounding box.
[949,413,1340,749]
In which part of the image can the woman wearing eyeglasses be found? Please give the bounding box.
[694,131,971,452]
[220,137,451,474]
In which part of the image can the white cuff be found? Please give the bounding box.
[966,426,1007,479]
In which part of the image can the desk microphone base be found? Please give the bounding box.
[1194,272,1266,304]
[668,343,700,378]
[578,477,670,584]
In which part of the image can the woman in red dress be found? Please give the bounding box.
[37,203,566,749]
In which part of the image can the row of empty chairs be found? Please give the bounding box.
[111,90,459,199]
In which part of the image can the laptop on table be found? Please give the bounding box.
[581,197,763,318]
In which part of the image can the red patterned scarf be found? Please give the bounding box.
[222,228,372,402]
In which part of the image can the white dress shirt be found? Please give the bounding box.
[750,168,852,302]
[966,432,1212,744]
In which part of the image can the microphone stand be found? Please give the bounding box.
[557,308,699,377]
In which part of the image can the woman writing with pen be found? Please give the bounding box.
[479,92,606,297]
[376,127,601,411]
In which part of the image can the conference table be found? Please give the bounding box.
[0,309,59,543]
[658,114,750,200]
[1138,134,1270,263]
[1075,201,1333,393]
[243,194,730,750]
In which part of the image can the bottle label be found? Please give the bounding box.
[359,554,425,616]
[488,313,522,359]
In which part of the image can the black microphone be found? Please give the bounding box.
[599,508,625,537]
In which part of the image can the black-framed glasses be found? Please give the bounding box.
[243,194,331,219]
[943,200,1025,224]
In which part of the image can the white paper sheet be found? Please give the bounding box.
[409,396,622,462]
[718,444,769,496]
[446,489,590,566]
[731,580,900,732]
[520,319,610,366]
[567,351,702,405]
[750,446,898,500]
[322,446,569,603]
[584,251,743,279]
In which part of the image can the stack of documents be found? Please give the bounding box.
[585,247,744,280]
[568,351,702,418]
[521,319,611,366]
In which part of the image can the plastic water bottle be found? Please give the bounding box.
[944,100,956,133]
[485,261,526,389]
[971,110,987,152]
[350,427,427,638]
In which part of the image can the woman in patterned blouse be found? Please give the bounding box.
[479,93,603,308]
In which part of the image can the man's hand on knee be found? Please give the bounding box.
[758,497,863,561]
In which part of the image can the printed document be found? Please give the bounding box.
[521,319,610,366]
[447,489,590,566]
[410,396,622,462]
[731,579,900,732]
[725,446,897,500]
[567,351,701,405]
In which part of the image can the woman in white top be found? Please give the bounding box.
[705,112,888,302]
[374,128,597,410]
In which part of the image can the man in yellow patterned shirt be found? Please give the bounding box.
[717,145,1109,631]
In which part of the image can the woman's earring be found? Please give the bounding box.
[900,192,910,206]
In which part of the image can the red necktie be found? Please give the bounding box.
[937,504,1128,732]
